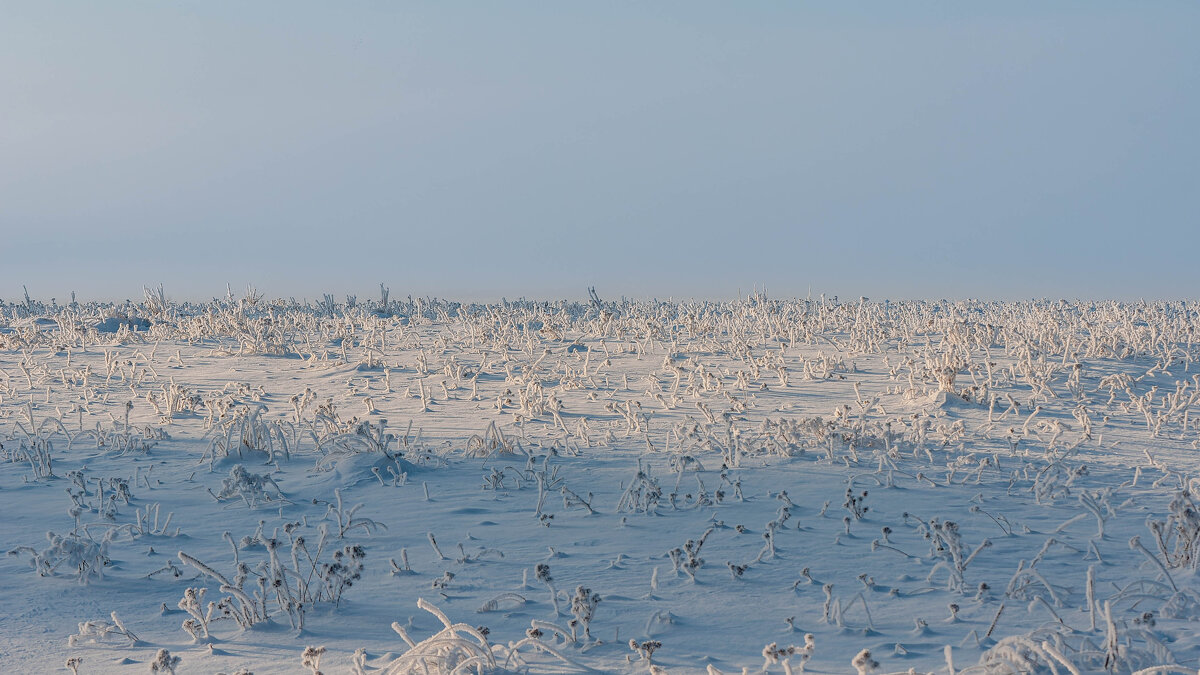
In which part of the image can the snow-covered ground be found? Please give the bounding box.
[3,293,1200,674]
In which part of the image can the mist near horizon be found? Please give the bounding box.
[3,2,1198,303]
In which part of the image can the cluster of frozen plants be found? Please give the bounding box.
[4,286,1200,673]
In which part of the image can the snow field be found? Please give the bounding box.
[3,293,1200,674]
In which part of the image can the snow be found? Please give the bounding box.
[2,295,1200,674]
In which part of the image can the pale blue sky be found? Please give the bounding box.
[2,2,1197,302]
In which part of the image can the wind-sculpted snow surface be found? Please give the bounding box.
[4,291,1200,673]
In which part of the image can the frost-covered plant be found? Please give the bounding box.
[3,431,55,479]
[149,649,181,674]
[178,587,216,641]
[617,461,663,514]
[843,488,869,520]
[319,544,366,606]
[65,473,133,523]
[477,592,527,613]
[132,502,180,538]
[668,527,714,582]
[1148,489,1200,569]
[382,598,582,674]
[203,401,290,466]
[301,645,326,675]
[629,639,663,668]
[929,352,965,394]
[69,612,140,647]
[146,378,203,424]
[177,551,269,629]
[325,488,387,538]
[464,420,518,457]
[431,570,455,590]
[178,521,367,635]
[762,636,814,674]
[568,586,601,642]
[535,563,559,616]
[919,518,979,593]
[313,417,400,467]
[8,530,112,583]
[210,464,285,508]
[851,648,878,675]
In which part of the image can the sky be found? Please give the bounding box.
[1,2,1198,303]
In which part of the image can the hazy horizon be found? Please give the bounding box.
[3,2,1198,302]
[10,283,1200,307]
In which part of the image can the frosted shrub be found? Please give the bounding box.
[204,401,290,466]
[464,421,518,457]
[147,379,202,424]
[210,464,285,508]
[975,632,1085,674]
[3,432,55,479]
[177,520,367,635]
[313,417,398,464]
[929,352,965,394]
[8,530,112,583]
